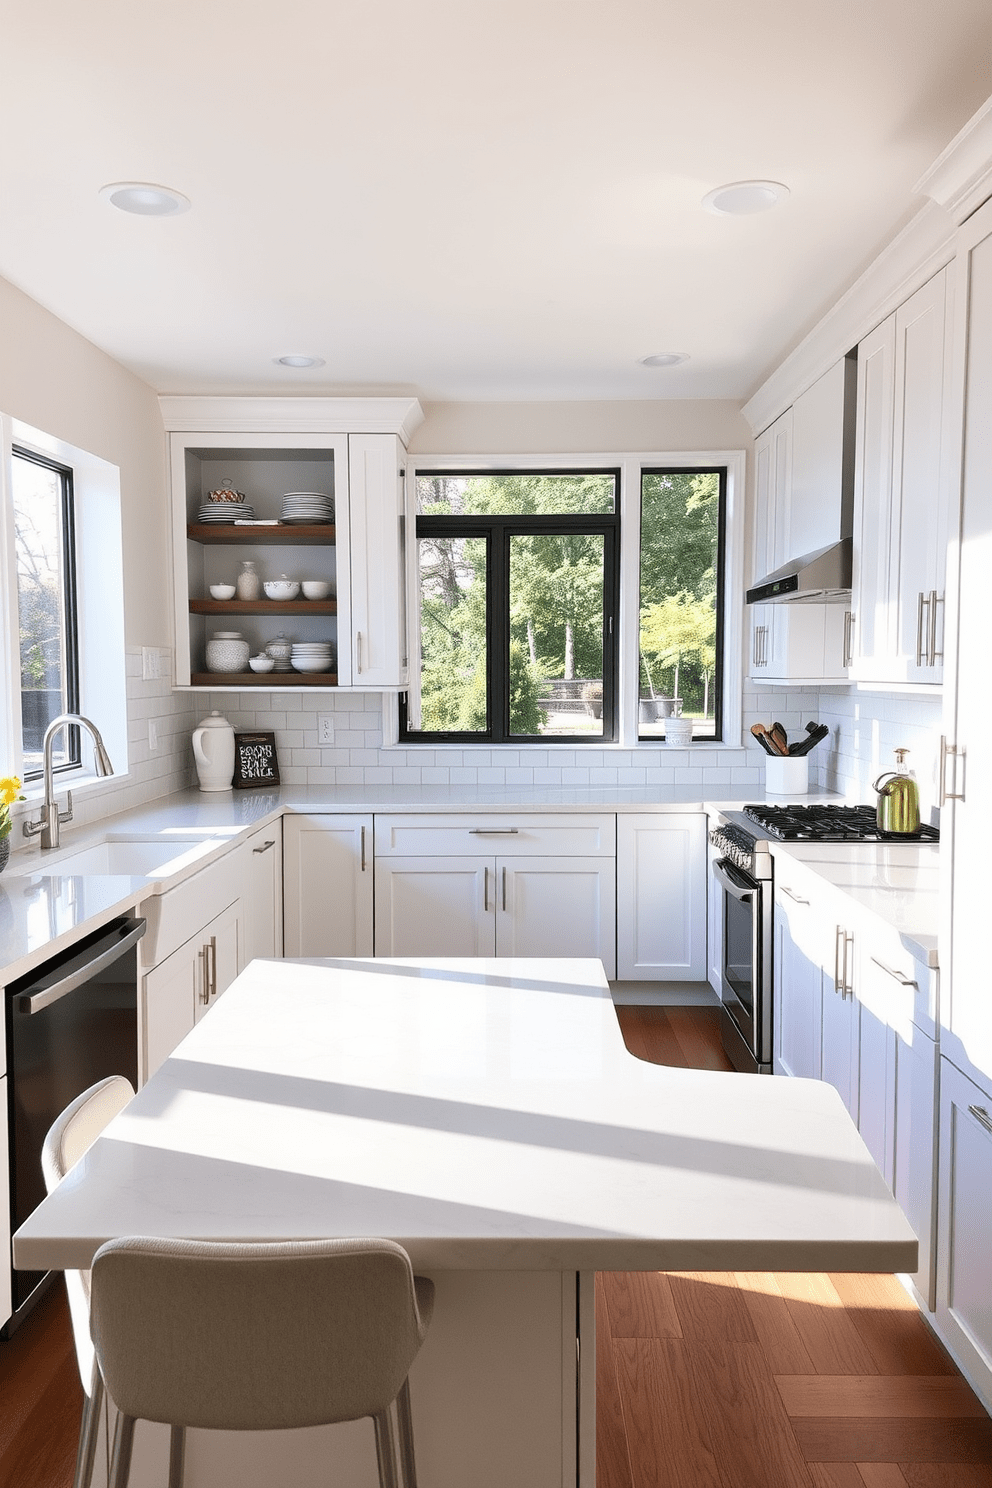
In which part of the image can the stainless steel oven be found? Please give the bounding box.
[709,822,773,1074]
[709,804,940,1077]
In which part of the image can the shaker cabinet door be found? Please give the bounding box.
[283,814,374,958]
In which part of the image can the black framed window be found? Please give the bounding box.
[401,470,620,744]
[638,467,726,741]
[11,447,80,778]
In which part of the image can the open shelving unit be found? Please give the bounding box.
[173,441,345,689]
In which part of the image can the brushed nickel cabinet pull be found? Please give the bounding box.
[502,866,507,912]
[252,839,275,854]
[198,947,210,1004]
[869,955,917,989]
[360,824,367,872]
[915,591,927,667]
[356,631,363,674]
[969,1105,992,1137]
[843,609,854,669]
[834,926,844,997]
[208,936,218,999]
[940,736,966,804]
[928,589,941,666]
[483,866,490,913]
[469,827,519,835]
[780,885,810,905]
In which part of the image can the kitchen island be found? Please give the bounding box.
[14,956,917,1488]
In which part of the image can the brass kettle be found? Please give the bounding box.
[872,748,920,835]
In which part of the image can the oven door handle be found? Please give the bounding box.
[13,917,147,1016]
[711,858,757,903]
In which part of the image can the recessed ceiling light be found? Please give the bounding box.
[639,353,689,368]
[702,180,789,216]
[274,355,326,369]
[99,182,190,216]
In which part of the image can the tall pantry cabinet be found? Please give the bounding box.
[936,190,992,1406]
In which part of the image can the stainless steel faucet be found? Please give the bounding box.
[22,713,114,850]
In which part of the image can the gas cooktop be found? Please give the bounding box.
[741,803,940,843]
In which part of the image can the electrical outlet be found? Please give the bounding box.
[141,646,161,681]
[148,719,159,752]
[317,714,335,745]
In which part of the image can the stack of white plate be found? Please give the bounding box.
[291,642,334,674]
[281,491,334,524]
[198,500,256,522]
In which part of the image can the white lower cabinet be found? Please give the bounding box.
[283,814,373,957]
[936,1058,992,1401]
[773,874,826,1081]
[242,819,283,965]
[616,813,706,981]
[375,854,616,971]
[142,900,241,1079]
[373,815,617,975]
[772,854,937,1304]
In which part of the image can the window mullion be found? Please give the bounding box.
[489,523,510,743]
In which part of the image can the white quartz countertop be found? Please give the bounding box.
[14,957,917,1275]
[0,783,821,982]
[770,840,941,966]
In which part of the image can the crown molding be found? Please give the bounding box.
[743,90,992,437]
[915,94,992,226]
[741,201,957,436]
[158,395,425,443]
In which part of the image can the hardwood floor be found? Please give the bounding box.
[1,1005,988,1488]
[604,1005,992,1488]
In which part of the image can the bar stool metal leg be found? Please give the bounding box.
[395,1378,419,1488]
[71,1363,105,1488]
[168,1424,186,1488]
[108,1413,136,1488]
[373,1406,400,1488]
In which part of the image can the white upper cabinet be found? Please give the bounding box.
[345,434,408,689]
[161,397,422,691]
[850,269,952,685]
[748,386,851,685]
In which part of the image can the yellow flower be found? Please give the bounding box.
[1,775,24,806]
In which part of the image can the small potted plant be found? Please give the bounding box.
[0,773,25,875]
[581,680,603,719]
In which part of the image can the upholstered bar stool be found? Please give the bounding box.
[88,1235,435,1488]
[42,1075,136,1488]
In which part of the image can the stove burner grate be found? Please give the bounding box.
[742,803,939,843]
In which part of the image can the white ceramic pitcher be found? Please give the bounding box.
[192,711,235,791]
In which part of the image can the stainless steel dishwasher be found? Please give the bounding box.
[2,914,144,1333]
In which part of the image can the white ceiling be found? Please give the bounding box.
[3,1,992,403]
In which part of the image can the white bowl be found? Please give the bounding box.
[292,657,333,673]
[263,579,301,601]
[301,580,332,600]
[209,583,236,600]
[248,656,276,673]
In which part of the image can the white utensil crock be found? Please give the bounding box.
[192,711,236,791]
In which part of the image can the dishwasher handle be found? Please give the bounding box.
[13,916,147,1016]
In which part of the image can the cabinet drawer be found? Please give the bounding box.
[139,852,243,968]
[374,814,616,859]
[856,915,936,1038]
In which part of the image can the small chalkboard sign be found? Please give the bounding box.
[233,731,280,789]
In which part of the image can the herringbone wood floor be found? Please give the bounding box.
[1,1005,989,1487]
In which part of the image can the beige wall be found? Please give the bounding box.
[0,274,169,648]
[410,399,751,454]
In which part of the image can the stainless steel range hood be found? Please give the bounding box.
[746,536,852,604]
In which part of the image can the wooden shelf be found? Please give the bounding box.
[190,599,337,615]
[190,671,338,687]
[187,523,335,544]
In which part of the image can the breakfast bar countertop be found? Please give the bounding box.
[14,956,918,1276]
